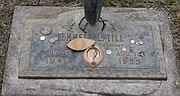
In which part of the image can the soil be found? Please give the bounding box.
[0,0,179,94]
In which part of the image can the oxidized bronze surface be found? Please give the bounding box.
[19,9,166,79]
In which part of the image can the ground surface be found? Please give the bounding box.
[0,0,179,94]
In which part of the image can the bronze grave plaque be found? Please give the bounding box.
[19,9,166,79]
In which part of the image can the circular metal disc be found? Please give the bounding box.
[139,40,144,45]
[122,47,127,52]
[49,38,56,43]
[40,26,52,35]
[106,50,112,55]
[40,36,46,41]
[130,40,135,44]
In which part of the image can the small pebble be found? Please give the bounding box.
[40,36,46,41]
[106,50,112,55]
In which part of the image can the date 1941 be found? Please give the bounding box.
[45,57,66,64]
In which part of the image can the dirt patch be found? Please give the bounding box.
[0,0,179,94]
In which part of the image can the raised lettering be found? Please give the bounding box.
[136,59,140,64]
[97,34,104,41]
[107,34,111,42]
[50,58,55,64]
[45,57,66,64]
[123,59,127,64]
[115,34,119,42]
[79,34,83,38]
[120,34,124,42]
[72,34,78,39]
[130,59,133,64]
[66,34,72,41]
[61,33,66,41]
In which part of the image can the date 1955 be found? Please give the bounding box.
[119,58,140,65]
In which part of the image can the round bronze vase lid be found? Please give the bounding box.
[83,44,104,68]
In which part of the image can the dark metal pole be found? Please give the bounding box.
[83,0,103,25]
